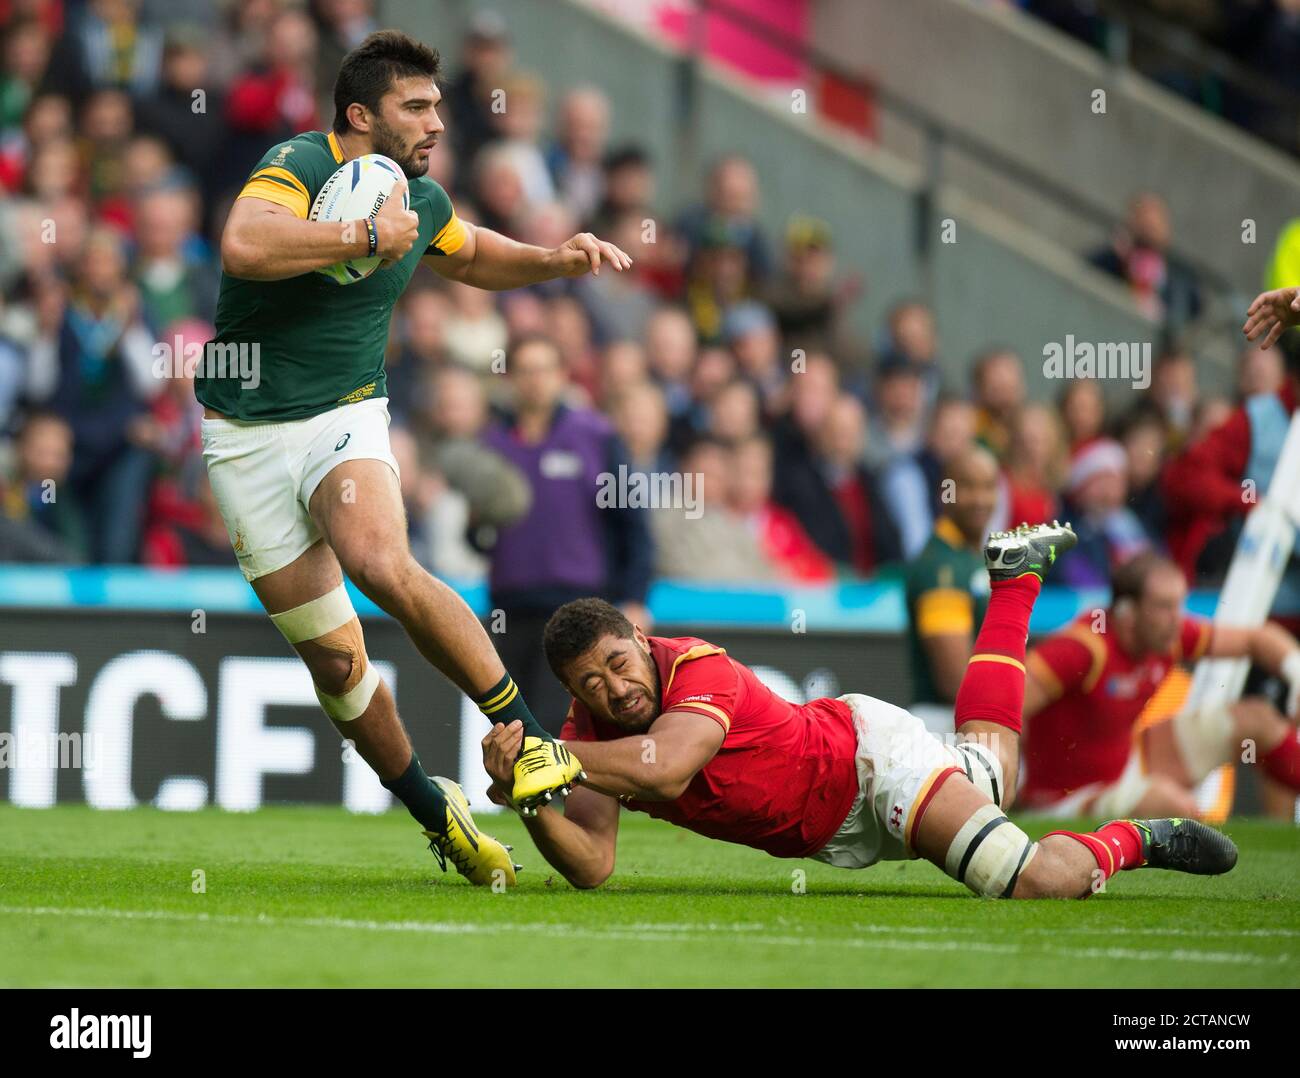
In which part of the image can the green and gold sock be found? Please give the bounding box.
[474,673,553,742]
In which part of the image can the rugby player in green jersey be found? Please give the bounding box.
[198,30,625,885]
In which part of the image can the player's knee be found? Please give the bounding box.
[944,804,1036,898]
[1232,697,1282,741]
[270,585,380,722]
[302,645,357,697]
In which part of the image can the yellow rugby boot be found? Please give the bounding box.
[422,777,521,886]
[511,737,585,817]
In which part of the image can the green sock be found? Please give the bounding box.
[474,673,553,742]
[380,752,448,833]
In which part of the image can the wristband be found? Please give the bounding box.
[364,217,377,257]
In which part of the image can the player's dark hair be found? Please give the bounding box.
[543,598,635,681]
[333,30,441,135]
[1111,551,1180,606]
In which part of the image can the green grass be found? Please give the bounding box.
[1,804,1297,987]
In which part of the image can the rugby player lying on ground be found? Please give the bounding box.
[482,523,1238,897]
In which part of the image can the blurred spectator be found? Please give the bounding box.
[878,299,943,407]
[687,219,756,344]
[599,339,649,408]
[481,336,652,733]
[490,71,553,207]
[1056,438,1152,588]
[410,363,530,580]
[1120,403,1169,546]
[545,86,609,223]
[442,278,507,374]
[643,304,696,422]
[133,27,227,199]
[772,363,902,574]
[1090,192,1202,332]
[609,380,672,473]
[221,7,319,193]
[1005,402,1065,528]
[762,215,861,367]
[727,433,833,583]
[445,11,514,166]
[389,287,453,423]
[902,445,998,731]
[133,184,219,329]
[589,143,654,235]
[0,411,86,561]
[868,355,931,557]
[574,212,656,342]
[1,17,52,131]
[1238,344,1285,400]
[32,227,155,562]
[677,154,771,283]
[723,299,785,408]
[650,435,772,581]
[1149,346,1199,448]
[971,347,1025,460]
[1165,352,1300,615]
[706,377,762,445]
[1058,378,1106,455]
[43,0,164,101]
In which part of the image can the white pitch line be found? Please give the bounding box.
[0,905,1292,967]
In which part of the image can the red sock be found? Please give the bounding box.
[1045,820,1145,881]
[954,575,1040,735]
[1261,730,1300,791]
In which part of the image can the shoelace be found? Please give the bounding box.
[428,831,473,876]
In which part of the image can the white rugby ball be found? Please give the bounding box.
[309,153,409,285]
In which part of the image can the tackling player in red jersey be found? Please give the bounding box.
[1020,552,1300,818]
[482,524,1238,898]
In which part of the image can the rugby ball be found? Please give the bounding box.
[309,153,409,285]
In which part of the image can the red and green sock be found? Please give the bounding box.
[954,574,1041,736]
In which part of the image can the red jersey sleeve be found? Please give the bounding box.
[559,701,593,742]
[1027,630,1099,702]
[662,651,738,735]
[1176,616,1213,663]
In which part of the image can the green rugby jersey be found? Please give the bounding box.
[903,516,990,705]
[198,130,468,421]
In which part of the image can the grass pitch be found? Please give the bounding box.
[1,804,1296,987]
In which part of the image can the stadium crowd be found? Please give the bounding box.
[0,0,1292,619]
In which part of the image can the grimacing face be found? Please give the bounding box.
[367,74,444,178]
[561,630,662,732]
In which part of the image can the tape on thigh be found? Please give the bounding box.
[270,584,379,721]
[944,802,1037,898]
[1172,703,1234,784]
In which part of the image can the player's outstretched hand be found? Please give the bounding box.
[549,231,633,278]
[373,178,418,262]
[1243,287,1300,349]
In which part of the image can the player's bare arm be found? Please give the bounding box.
[1208,622,1300,716]
[423,220,632,291]
[484,721,620,888]
[220,183,418,281]
[920,630,971,703]
[559,711,724,801]
[1243,286,1300,348]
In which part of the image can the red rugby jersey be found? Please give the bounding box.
[560,636,859,858]
[1021,614,1212,804]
